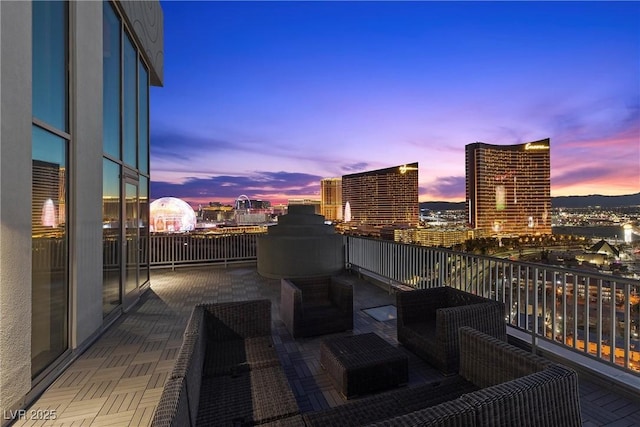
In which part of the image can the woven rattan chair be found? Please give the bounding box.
[306,327,581,427]
[151,300,300,427]
[396,286,506,374]
[280,276,353,338]
[364,327,581,427]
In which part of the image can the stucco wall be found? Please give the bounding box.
[71,1,104,347]
[119,0,164,86]
[0,0,34,414]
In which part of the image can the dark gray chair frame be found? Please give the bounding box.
[280,276,353,339]
[397,286,507,374]
[151,299,300,427]
[305,327,582,427]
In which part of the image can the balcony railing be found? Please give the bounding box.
[142,233,639,374]
[344,235,640,375]
[148,233,259,269]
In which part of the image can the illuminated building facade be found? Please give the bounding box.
[466,139,551,236]
[201,203,235,223]
[150,197,197,232]
[0,1,163,415]
[32,161,66,237]
[342,163,419,226]
[394,227,473,248]
[235,196,271,210]
[288,198,321,215]
[320,178,343,221]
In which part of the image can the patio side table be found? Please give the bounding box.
[320,332,408,399]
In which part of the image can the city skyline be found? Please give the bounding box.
[150,1,639,207]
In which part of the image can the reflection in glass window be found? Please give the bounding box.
[32,1,67,131]
[138,63,149,174]
[124,182,139,294]
[103,159,121,315]
[32,126,68,378]
[123,35,137,167]
[101,3,153,314]
[103,2,121,158]
[139,176,149,286]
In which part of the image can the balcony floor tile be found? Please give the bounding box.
[12,265,640,427]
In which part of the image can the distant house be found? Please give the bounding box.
[576,240,620,267]
[588,240,620,258]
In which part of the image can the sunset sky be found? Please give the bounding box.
[150,1,639,207]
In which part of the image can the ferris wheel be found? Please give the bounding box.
[235,194,252,210]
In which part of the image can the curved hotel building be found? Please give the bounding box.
[466,139,551,237]
[342,163,419,226]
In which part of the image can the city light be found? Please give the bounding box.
[624,224,633,244]
[399,164,418,174]
[344,201,352,223]
[41,199,58,227]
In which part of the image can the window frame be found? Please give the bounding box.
[30,0,72,383]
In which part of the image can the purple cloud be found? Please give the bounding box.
[340,162,370,173]
[151,171,323,204]
[424,176,466,200]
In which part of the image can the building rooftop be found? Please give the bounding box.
[14,265,640,426]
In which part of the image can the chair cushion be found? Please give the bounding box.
[304,376,479,427]
[399,321,440,369]
[301,283,330,305]
[197,366,299,426]
[304,297,333,310]
[396,375,479,413]
[403,321,436,341]
[304,304,345,323]
[204,336,281,377]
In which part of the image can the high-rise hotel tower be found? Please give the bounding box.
[320,178,343,221]
[342,163,419,226]
[466,139,551,236]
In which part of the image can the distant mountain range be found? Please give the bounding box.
[550,193,640,209]
[420,193,640,211]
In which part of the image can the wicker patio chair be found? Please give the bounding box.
[152,299,296,427]
[396,286,506,374]
[280,276,353,338]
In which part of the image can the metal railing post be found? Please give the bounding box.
[532,267,539,355]
[147,233,640,373]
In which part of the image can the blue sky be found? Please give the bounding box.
[150,1,640,206]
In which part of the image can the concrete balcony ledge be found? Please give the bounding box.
[508,327,640,404]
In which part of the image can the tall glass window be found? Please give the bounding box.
[138,62,150,288]
[139,176,149,285]
[123,34,137,167]
[32,0,69,379]
[32,1,68,131]
[103,159,121,315]
[102,2,152,313]
[138,63,149,174]
[103,2,121,159]
[31,127,68,378]
[124,181,139,294]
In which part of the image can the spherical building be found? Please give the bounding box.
[150,197,196,233]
